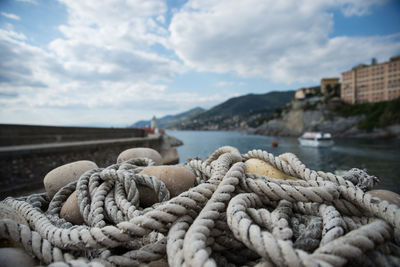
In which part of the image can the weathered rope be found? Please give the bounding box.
[0,145,399,266]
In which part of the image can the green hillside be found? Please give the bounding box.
[335,97,400,131]
[132,107,205,128]
[177,90,295,130]
[160,107,205,128]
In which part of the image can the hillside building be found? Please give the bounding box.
[295,87,319,99]
[321,78,340,95]
[341,56,400,104]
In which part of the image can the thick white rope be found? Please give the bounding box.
[0,145,399,267]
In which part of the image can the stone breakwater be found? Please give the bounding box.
[0,132,181,199]
[0,124,147,146]
[0,146,400,266]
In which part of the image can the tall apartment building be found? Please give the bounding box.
[341,56,400,104]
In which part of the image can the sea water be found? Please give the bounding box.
[167,130,400,193]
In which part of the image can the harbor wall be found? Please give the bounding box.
[0,133,162,199]
[0,124,146,146]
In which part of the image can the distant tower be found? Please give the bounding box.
[151,116,158,130]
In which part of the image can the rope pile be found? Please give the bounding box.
[1,146,400,266]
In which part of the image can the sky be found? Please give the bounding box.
[0,0,399,127]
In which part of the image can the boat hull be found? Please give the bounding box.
[298,138,334,147]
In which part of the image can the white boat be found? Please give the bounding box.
[298,132,334,147]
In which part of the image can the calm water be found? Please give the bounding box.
[167,130,400,193]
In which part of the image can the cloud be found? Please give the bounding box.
[0,27,181,107]
[0,11,221,126]
[0,0,187,123]
[169,0,400,83]
[49,0,180,82]
[1,0,399,126]
[1,12,20,20]
[0,91,223,126]
[0,29,53,91]
[337,0,388,16]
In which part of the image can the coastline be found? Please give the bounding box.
[244,124,400,139]
[168,126,400,139]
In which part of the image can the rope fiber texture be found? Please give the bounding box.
[1,146,399,267]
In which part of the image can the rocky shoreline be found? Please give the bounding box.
[245,100,400,139]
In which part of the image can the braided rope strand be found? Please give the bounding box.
[0,145,398,267]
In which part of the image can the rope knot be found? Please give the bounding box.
[341,168,380,191]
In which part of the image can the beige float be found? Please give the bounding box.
[245,158,298,180]
[60,191,84,225]
[44,160,98,199]
[117,147,162,165]
[138,166,196,207]
[368,189,400,207]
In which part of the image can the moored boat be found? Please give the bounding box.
[298,132,334,147]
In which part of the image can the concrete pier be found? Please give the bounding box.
[0,124,146,146]
[0,124,166,199]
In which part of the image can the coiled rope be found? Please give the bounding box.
[1,146,399,266]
